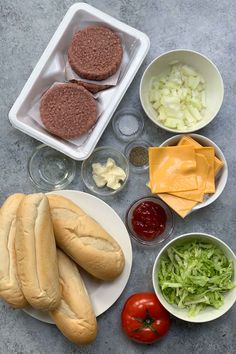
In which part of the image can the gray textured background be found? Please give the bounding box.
[0,0,236,353]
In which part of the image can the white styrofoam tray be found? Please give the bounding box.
[9,2,150,160]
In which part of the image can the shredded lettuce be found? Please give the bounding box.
[157,240,235,316]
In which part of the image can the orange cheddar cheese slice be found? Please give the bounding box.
[214,158,224,176]
[178,136,224,176]
[170,153,209,202]
[158,193,198,218]
[149,146,198,194]
[178,135,202,148]
[195,147,215,193]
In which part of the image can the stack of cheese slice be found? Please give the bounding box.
[148,136,224,218]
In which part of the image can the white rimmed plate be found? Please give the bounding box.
[23,190,132,324]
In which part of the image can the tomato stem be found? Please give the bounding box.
[132,308,160,334]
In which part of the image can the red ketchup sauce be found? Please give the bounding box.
[131,201,167,241]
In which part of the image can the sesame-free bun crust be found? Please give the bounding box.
[15,193,61,310]
[49,249,97,345]
[48,194,125,281]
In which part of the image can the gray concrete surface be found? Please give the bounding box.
[0,0,236,353]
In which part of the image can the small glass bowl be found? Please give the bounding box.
[28,144,76,191]
[81,146,129,196]
[124,139,150,173]
[126,196,174,246]
[112,108,144,141]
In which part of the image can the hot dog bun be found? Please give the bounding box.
[49,249,97,345]
[48,194,125,281]
[15,193,61,310]
[0,194,28,308]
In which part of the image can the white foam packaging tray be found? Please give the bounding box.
[9,2,150,160]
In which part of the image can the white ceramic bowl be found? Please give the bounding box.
[140,49,224,133]
[160,133,228,211]
[152,233,236,323]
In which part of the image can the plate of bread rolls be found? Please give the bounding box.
[0,190,132,345]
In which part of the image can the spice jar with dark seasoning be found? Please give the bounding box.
[125,140,150,172]
[129,146,148,167]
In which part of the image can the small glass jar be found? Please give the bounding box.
[81,146,129,196]
[112,108,144,141]
[28,144,76,190]
[126,196,174,246]
[124,140,150,173]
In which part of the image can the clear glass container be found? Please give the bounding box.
[28,144,76,190]
[124,139,150,173]
[81,146,129,196]
[112,108,144,141]
[126,196,174,246]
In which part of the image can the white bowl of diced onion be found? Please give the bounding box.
[140,49,224,133]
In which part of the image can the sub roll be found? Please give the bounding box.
[0,194,27,308]
[49,249,97,345]
[15,193,61,310]
[48,195,125,281]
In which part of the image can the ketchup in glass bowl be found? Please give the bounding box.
[126,197,174,246]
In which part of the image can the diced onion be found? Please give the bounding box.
[148,63,207,130]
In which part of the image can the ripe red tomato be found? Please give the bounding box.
[121,292,170,344]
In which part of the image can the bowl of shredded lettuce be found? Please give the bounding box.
[152,233,236,322]
[140,49,224,133]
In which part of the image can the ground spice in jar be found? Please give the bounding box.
[129,146,149,167]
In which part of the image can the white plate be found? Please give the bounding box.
[23,190,132,324]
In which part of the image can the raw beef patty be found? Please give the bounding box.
[40,83,97,139]
[68,26,123,81]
